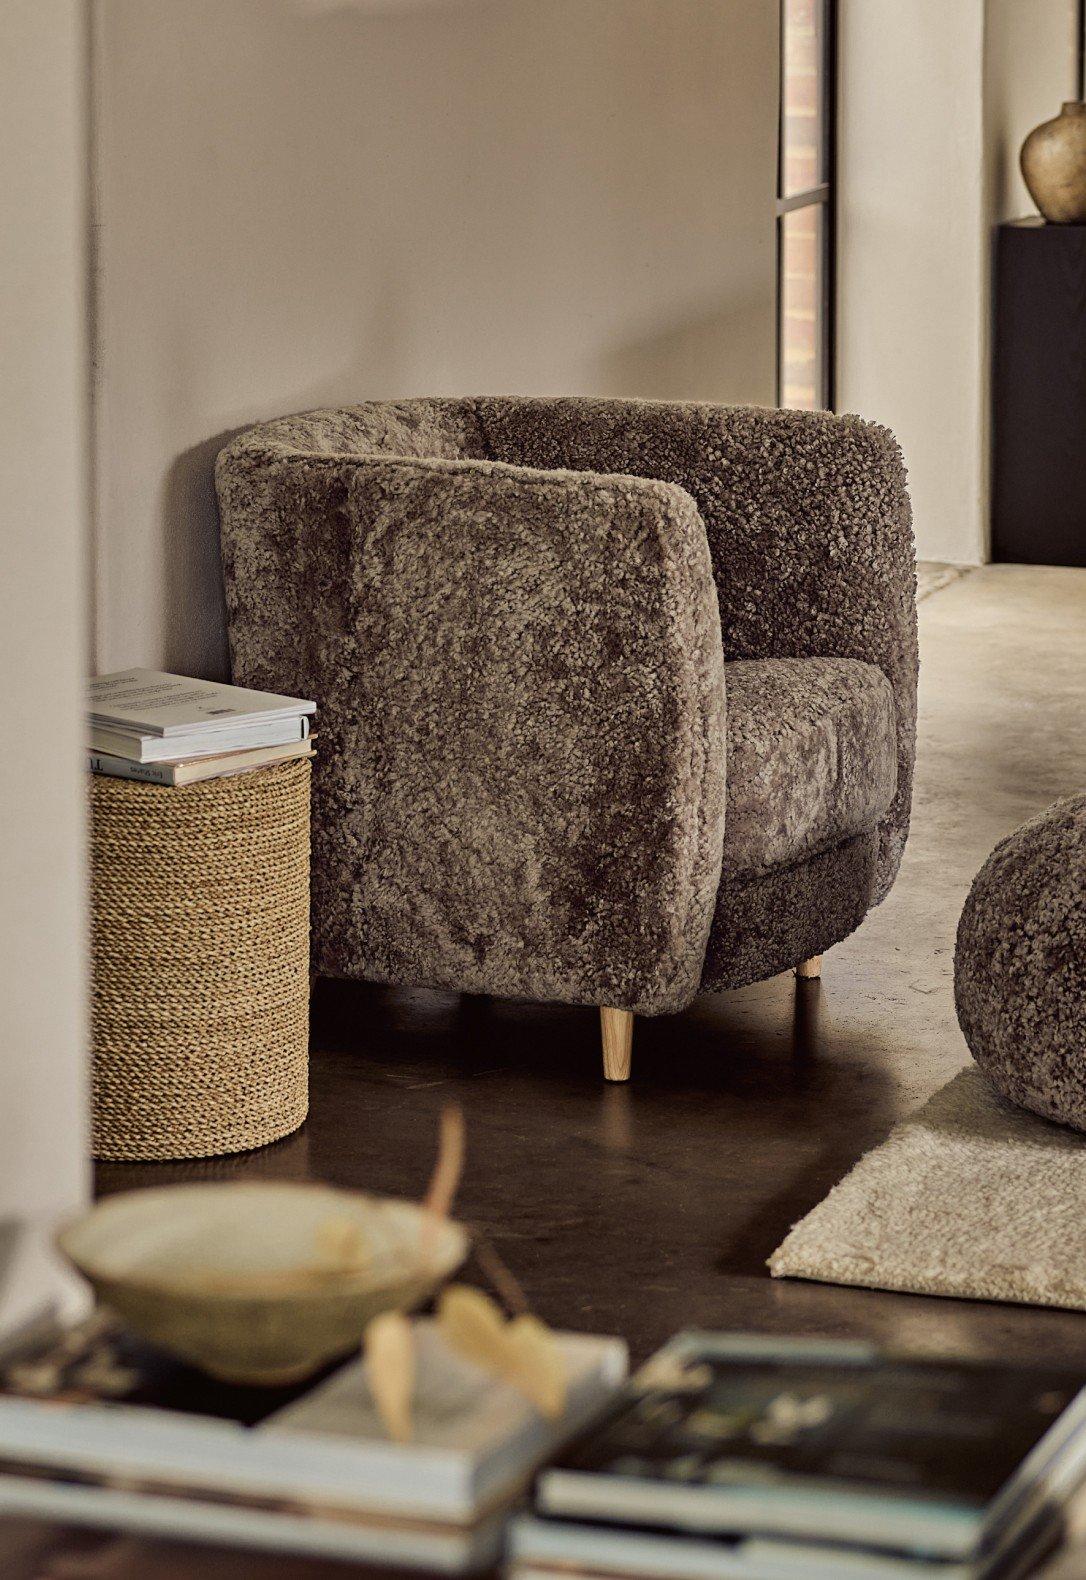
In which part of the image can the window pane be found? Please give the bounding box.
[779,203,824,410]
[781,0,823,196]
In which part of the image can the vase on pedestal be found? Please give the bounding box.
[1020,101,1086,224]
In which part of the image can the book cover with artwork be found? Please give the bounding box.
[536,1333,1086,1564]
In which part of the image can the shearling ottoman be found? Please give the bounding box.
[955,795,1086,1130]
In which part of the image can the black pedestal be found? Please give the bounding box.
[992,218,1086,566]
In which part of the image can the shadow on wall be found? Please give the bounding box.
[94,0,776,677]
[599,292,773,405]
[0,1213,29,1314]
[0,1220,21,1311]
[160,430,245,683]
[163,286,773,686]
[154,271,417,685]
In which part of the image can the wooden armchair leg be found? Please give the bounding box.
[600,1008,634,1082]
[795,954,823,980]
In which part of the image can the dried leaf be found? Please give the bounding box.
[364,1311,415,1442]
[471,1230,530,1314]
[437,1284,506,1368]
[437,1285,567,1419]
[502,1315,568,1419]
[71,1356,140,1397]
[420,1103,466,1265]
[5,1360,64,1396]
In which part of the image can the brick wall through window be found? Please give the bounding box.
[777,0,832,411]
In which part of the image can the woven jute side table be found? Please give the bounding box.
[89,758,311,1161]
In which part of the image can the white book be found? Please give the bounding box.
[89,716,311,762]
[508,1515,1059,1580]
[87,740,315,786]
[0,1470,506,1573]
[0,1318,627,1557]
[88,669,316,736]
[509,1516,978,1580]
[260,1325,626,1521]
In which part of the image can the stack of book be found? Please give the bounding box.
[509,1333,1086,1580]
[0,1315,627,1571]
[87,668,316,785]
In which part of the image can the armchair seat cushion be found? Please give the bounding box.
[723,657,897,875]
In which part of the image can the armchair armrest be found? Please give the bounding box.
[478,398,917,898]
[216,447,726,1014]
[700,407,917,896]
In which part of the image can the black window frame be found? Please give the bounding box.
[775,0,838,411]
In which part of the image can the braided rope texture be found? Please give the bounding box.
[89,758,311,1161]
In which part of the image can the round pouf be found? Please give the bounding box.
[89,758,311,1160]
[955,794,1086,1130]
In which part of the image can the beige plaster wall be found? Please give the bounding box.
[91,0,779,679]
[0,1,90,1331]
[837,0,1077,565]
[985,0,1078,222]
[836,0,990,565]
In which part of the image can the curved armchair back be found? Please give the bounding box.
[216,397,916,1017]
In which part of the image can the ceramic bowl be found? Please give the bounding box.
[57,1182,469,1386]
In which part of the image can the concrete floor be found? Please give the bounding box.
[836,564,1086,1111]
[11,564,1085,1580]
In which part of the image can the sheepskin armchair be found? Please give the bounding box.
[216,398,917,1080]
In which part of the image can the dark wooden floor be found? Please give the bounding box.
[8,967,1086,1578]
[97,976,1086,1367]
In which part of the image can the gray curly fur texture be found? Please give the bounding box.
[955,796,1086,1131]
[216,397,916,1014]
[722,657,896,877]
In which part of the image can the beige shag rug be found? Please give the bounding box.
[770,1068,1086,1310]
[916,561,970,602]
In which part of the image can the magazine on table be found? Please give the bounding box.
[508,1509,1063,1580]
[87,669,317,772]
[87,738,315,785]
[88,670,316,735]
[530,1333,1086,1576]
[0,1313,627,1572]
[88,717,312,763]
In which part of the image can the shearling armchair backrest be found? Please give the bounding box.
[246,401,491,464]
[474,398,916,896]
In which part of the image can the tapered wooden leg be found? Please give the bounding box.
[600,1008,634,1082]
[795,955,823,980]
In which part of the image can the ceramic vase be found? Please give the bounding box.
[1020,101,1086,224]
